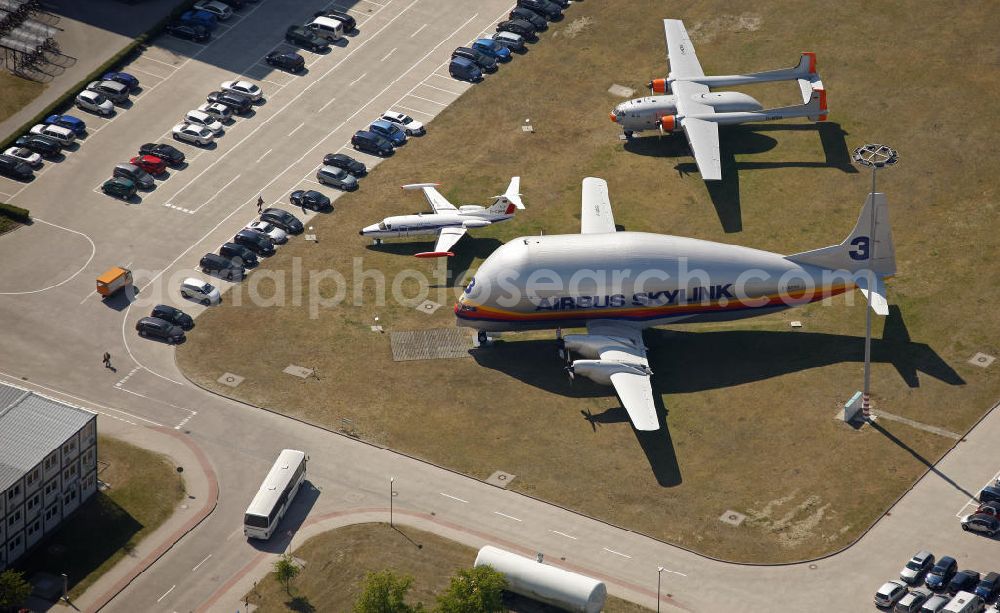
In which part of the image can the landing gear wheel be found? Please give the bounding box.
[624,130,634,140]
[477,331,488,345]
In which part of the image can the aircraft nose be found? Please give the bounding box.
[609,111,617,123]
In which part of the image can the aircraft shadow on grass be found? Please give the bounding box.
[248,480,321,554]
[365,237,503,288]
[623,122,856,234]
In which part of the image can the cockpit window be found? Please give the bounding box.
[378,222,387,230]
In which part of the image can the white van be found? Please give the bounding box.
[306,16,344,42]
[942,591,985,613]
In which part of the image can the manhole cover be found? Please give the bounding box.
[218,372,244,388]
[718,510,746,527]
[790,320,803,328]
[969,352,996,368]
[371,325,384,333]
[416,299,441,314]
[283,364,313,378]
[486,471,516,488]
[607,83,635,97]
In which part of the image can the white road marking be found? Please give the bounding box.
[140,56,181,70]
[440,492,468,503]
[956,468,1000,517]
[603,547,632,559]
[0,218,95,296]
[659,567,687,577]
[407,94,447,106]
[380,47,397,62]
[420,82,463,96]
[192,553,212,572]
[156,585,175,603]
[255,148,272,163]
[349,72,369,86]
[124,66,168,80]
[494,511,522,522]
[410,23,427,38]
[0,370,144,426]
[550,530,577,540]
[318,97,338,113]
[289,122,306,136]
[190,173,242,213]
[393,104,435,117]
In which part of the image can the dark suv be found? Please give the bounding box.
[265,51,305,73]
[136,317,185,343]
[351,130,393,157]
[260,208,303,234]
[948,570,981,596]
[15,134,61,157]
[200,253,245,280]
[206,91,253,115]
[0,155,33,180]
[517,0,562,19]
[323,153,366,176]
[289,189,331,211]
[139,143,186,166]
[219,242,259,267]
[926,556,958,590]
[151,305,194,330]
[286,25,329,52]
[233,229,275,256]
[497,18,538,41]
[451,47,497,73]
[510,7,547,30]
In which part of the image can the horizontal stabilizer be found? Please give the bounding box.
[414,251,454,258]
[401,182,440,190]
[856,273,889,316]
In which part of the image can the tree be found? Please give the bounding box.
[0,569,32,609]
[354,570,423,613]
[273,553,301,595]
[435,566,507,613]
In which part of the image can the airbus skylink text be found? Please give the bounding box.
[535,285,734,311]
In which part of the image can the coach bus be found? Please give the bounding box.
[243,449,307,540]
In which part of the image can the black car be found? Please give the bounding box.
[510,7,548,30]
[139,143,185,167]
[219,242,259,267]
[314,8,356,32]
[150,304,194,330]
[14,134,61,157]
[516,0,562,20]
[451,47,498,73]
[497,18,538,41]
[948,570,981,595]
[200,253,245,281]
[206,90,253,115]
[233,229,275,256]
[980,485,1000,504]
[260,208,303,234]
[286,25,329,52]
[351,130,393,157]
[289,189,331,211]
[265,51,305,73]
[165,22,211,42]
[136,317,185,343]
[322,153,366,176]
[926,556,958,590]
[546,0,570,7]
[0,155,33,180]
[976,572,1000,602]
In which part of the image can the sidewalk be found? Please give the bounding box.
[0,0,183,143]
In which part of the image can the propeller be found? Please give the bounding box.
[581,409,598,432]
[565,364,575,384]
[556,328,566,360]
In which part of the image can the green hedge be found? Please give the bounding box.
[0,202,30,223]
[0,0,195,151]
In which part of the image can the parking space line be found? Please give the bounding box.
[126,66,169,80]
[192,554,212,572]
[410,23,427,38]
[289,122,306,136]
[421,81,463,96]
[440,492,468,503]
[603,547,631,559]
[955,469,1000,517]
[302,178,325,188]
[156,585,175,603]
[494,511,522,522]
[380,47,397,62]
[407,94,447,106]
[140,56,182,71]
[189,173,241,213]
[392,104,435,117]
[550,530,577,540]
[349,72,368,86]
[255,148,272,163]
[318,97,338,113]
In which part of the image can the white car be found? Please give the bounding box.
[29,124,75,146]
[184,109,224,134]
[172,123,215,146]
[3,147,41,167]
[245,221,287,244]
[873,580,907,608]
[75,90,114,116]
[193,0,232,20]
[220,79,262,101]
[380,111,425,135]
[197,102,232,122]
[180,277,221,305]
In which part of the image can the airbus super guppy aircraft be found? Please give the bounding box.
[455,178,894,431]
[610,19,828,180]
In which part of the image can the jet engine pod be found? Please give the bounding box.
[659,115,679,132]
[462,219,491,229]
[648,78,669,94]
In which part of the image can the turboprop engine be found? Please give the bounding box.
[462,219,491,229]
[565,359,651,385]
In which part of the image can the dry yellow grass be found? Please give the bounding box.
[180,1,1000,562]
[0,71,44,126]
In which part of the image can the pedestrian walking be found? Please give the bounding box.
[257,195,264,214]
[102,352,111,369]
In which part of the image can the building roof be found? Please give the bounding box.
[0,383,95,492]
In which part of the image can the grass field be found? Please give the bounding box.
[179,1,1000,562]
[247,522,648,612]
[0,71,44,125]
[17,435,185,598]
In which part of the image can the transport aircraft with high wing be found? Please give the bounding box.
[455,178,894,431]
[360,178,523,258]
[610,18,828,180]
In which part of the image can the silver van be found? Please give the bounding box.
[306,16,344,42]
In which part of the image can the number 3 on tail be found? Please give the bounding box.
[849,236,870,260]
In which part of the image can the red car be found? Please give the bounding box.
[129,154,166,175]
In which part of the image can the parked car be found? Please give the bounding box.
[546,0,570,8]
[875,580,908,608]
[206,90,253,114]
[471,37,512,62]
[265,51,305,73]
[29,124,75,146]
[180,277,221,305]
[943,591,985,613]
[179,9,218,30]
[316,165,358,191]
[497,18,539,41]
[368,120,406,145]
[139,143,185,166]
[232,229,275,256]
[980,486,1000,504]
[43,114,86,135]
[380,110,424,136]
[928,558,959,591]
[2,146,41,167]
[151,304,194,330]
[259,208,303,234]
[219,242,258,267]
[350,130,394,156]
[172,123,215,146]
[216,0,247,9]
[976,572,1000,602]
[449,56,482,82]
[306,16,345,42]
[492,31,526,53]
[113,163,154,190]
[322,152,365,175]
[285,26,329,52]
[136,317,185,343]
[75,90,115,115]
[0,155,32,180]
[314,8,356,31]
[949,571,982,596]
[185,109,224,134]
[101,177,136,200]
[961,513,1000,536]
[901,551,937,585]
[976,501,1000,517]
[517,0,562,19]
[289,189,330,211]
[101,71,140,92]
[129,155,166,176]
[165,22,211,42]
[510,7,548,30]
[452,46,498,73]
[193,0,232,20]
[896,588,933,613]
[200,253,245,280]
[14,134,61,157]
[245,220,287,244]
[221,80,262,101]
[197,102,232,122]
[87,80,129,104]
[920,594,951,613]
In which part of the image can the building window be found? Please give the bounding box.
[7,508,21,526]
[6,484,19,500]
[27,493,39,511]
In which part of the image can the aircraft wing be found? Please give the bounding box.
[415,226,466,258]
[587,321,659,431]
[405,184,456,213]
[670,80,723,181]
[580,177,616,234]
[664,19,704,78]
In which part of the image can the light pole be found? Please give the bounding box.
[656,566,664,613]
[390,476,395,527]
[852,143,898,421]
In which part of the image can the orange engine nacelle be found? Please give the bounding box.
[649,78,668,94]
[659,115,678,132]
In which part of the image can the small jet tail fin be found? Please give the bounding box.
[487,176,524,214]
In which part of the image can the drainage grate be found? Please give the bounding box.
[217,372,244,388]
[390,328,473,361]
[969,352,996,368]
[487,471,516,488]
[718,510,746,527]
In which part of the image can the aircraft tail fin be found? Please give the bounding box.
[760,80,827,122]
[742,51,818,81]
[787,192,896,275]
[487,176,524,214]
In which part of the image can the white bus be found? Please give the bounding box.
[243,449,307,540]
